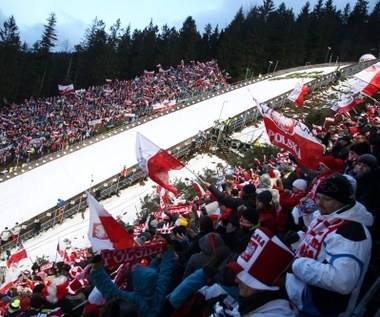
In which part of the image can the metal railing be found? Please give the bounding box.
[1,59,377,251]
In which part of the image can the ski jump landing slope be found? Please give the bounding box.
[0,66,338,228]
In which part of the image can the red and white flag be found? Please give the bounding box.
[324,117,335,123]
[331,96,364,115]
[354,62,380,96]
[58,84,75,96]
[311,124,323,136]
[156,185,169,209]
[87,192,134,252]
[7,247,28,268]
[0,280,15,294]
[57,239,70,262]
[287,82,310,106]
[135,132,184,197]
[256,101,324,170]
[193,181,206,199]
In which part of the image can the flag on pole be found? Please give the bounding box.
[353,62,380,96]
[330,96,364,115]
[156,185,169,209]
[57,239,70,262]
[193,181,206,199]
[256,101,324,170]
[87,192,134,252]
[287,82,310,106]
[58,84,75,96]
[6,246,28,268]
[135,132,184,197]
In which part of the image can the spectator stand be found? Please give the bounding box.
[0,60,377,255]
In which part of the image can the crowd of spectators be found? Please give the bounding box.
[1,62,380,316]
[0,59,229,172]
[1,104,380,315]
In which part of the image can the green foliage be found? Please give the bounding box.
[35,255,50,266]
[304,107,335,127]
[0,1,378,105]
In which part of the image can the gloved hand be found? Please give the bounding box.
[90,254,103,272]
[283,230,300,246]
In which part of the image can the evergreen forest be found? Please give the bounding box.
[0,0,379,106]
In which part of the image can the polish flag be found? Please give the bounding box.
[135,132,184,197]
[311,124,323,136]
[57,239,70,262]
[324,117,335,123]
[156,185,169,209]
[287,82,310,106]
[0,280,15,294]
[331,96,364,115]
[354,62,380,96]
[7,247,28,268]
[256,101,324,170]
[87,192,134,252]
[193,181,206,199]
[58,84,75,96]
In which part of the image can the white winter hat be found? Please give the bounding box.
[292,179,308,192]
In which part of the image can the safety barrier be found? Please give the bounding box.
[1,59,378,252]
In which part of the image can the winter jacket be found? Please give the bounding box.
[355,167,380,213]
[207,184,257,251]
[183,232,224,278]
[286,201,373,316]
[207,184,256,220]
[169,270,296,316]
[90,250,174,317]
[257,206,277,234]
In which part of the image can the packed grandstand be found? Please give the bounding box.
[0,57,380,316]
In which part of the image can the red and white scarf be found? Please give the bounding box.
[296,217,349,259]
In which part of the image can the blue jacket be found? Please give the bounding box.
[168,268,239,309]
[90,250,174,317]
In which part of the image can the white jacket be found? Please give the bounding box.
[286,201,373,316]
[196,284,297,317]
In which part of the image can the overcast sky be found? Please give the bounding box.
[0,0,371,52]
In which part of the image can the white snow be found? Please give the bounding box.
[1,65,345,279]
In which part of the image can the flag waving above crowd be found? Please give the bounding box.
[6,246,28,268]
[354,62,380,96]
[58,84,75,96]
[255,100,324,170]
[331,95,365,115]
[135,132,184,197]
[87,192,134,252]
[287,82,310,106]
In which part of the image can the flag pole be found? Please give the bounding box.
[55,238,60,263]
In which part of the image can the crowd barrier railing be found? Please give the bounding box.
[1,59,378,252]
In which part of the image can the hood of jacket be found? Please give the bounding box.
[328,201,374,227]
[198,232,225,255]
[132,266,158,296]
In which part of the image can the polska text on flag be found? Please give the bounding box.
[256,101,324,170]
[135,132,184,197]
